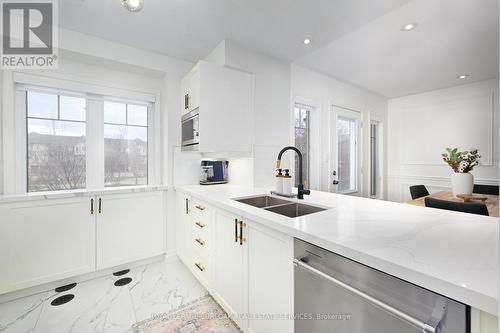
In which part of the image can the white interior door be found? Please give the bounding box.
[331,106,362,195]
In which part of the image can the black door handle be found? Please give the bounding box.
[90,198,94,214]
[98,198,102,213]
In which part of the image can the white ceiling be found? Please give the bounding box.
[297,0,499,98]
[58,0,409,62]
[59,0,498,98]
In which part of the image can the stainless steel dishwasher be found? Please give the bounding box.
[294,239,469,333]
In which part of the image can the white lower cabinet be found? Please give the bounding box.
[0,190,166,295]
[0,197,95,294]
[175,192,192,263]
[471,309,498,333]
[176,192,294,333]
[247,222,294,333]
[96,192,166,270]
[214,210,246,329]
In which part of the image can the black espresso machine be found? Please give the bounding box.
[200,160,228,185]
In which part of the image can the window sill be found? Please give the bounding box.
[0,185,168,204]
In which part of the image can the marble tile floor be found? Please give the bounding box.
[0,259,208,333]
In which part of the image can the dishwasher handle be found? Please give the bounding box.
[293,258,442,333]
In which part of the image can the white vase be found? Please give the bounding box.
[451,172,474,196]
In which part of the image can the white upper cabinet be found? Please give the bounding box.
[96,192,166,270]
[0,197,95,294]
[181,65,200,113]
[181,61,253,152]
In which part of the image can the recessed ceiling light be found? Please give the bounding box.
[303,38,311,45]
[458,74,470,80]
[121,0,143,12]
[401,23,418,31]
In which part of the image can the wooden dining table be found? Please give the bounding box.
[406,191,499,217]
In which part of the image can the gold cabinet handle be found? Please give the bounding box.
[239,220,244,245]
[195,238,205,246]
[195,262,205,272]
[195,221,206,228]
[195,205,205,211]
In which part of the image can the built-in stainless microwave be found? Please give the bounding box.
[181,109,199,151]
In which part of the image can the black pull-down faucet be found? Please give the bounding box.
[276,146,311,199]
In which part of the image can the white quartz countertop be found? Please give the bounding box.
[0,185,168,204]
[175,184,499,316]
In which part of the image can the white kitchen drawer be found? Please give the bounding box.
[192,254,211,287]
[192,228,211,253]
[192,199,211,217]
[192,215,211,232]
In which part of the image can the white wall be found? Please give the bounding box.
[387,78,499,202]
[291,64,388,197]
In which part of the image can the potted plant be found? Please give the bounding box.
[441,148,481,195]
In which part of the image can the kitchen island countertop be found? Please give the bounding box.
[175,184,498,316]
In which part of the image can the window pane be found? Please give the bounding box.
[370,123,377,197]
[127,104,148,126]
[60,95,86,121]
[27,119,86,192]
[337,118,357,193]
[294,106,310,188]
[27,91,58,119]
[104,124,147,187]
[294,107,300,127]
[104,101,126,124]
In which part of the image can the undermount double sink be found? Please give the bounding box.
[234,195,327,218]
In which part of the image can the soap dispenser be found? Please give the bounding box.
[282,169,292,195]
[275,169,284,194]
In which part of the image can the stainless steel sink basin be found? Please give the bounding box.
[264,203,326,218]
[234,195,327,218]
[235,195,292,208]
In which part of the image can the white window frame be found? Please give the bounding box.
[4,73,160,194]
[331,105,362,195]
[369,118,384,199]
[291,97,320,191]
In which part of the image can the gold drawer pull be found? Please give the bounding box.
[195,238,205,246]
[195,221,206,228]
[195,205,205,211]
[195,262,205,272]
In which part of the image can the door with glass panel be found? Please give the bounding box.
[331,106,361,195]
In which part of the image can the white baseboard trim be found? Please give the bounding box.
[0,254,167,304]
[164,250,179,263]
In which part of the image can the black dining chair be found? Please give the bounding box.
[473,184,499,195]
[424,197,489,216]
[409,185,430,200]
